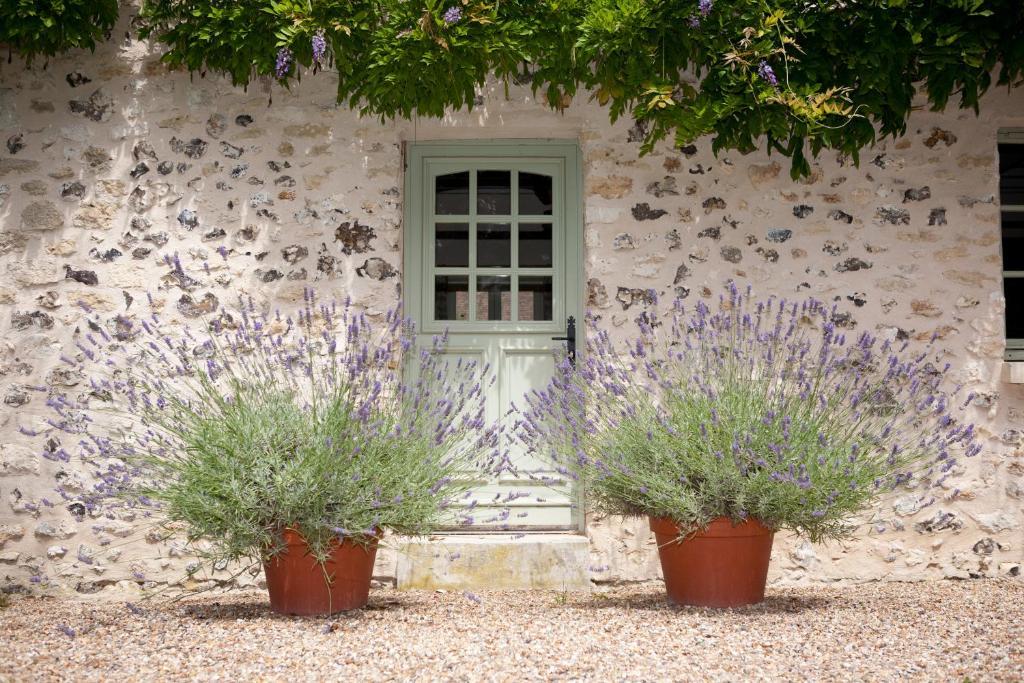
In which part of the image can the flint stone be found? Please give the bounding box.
[69,89,114,122]
[615,287,656,310]
[835,257,872,272]
[66,72,91,88]
[178,293,219,317]
[60,181,86,201]
[356,258,398,280]
[914,511,963,533]
[11,311,53,331]
[720,246,742,263]
[631,203,667,221]
[206,114,227,138]
[170,137,208,159]
[875,206,911,225]
[282,245,309,264]
[178,209,199,229]
[645,176,679,198]
[132,141,158,161]
[6,133,25,155]
[828,209,853,224]
[64,266,99,286]
[335,221,376,254]
[221,142,244,159]
[587,279,608,308]
[903,186,931,202]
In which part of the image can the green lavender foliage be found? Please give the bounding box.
[517,286,980,542]
[42,291,496,565]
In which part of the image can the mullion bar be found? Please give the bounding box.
[469,170,478,322]
[511,169,520,322]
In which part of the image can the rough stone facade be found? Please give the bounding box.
[1,19,1022,593]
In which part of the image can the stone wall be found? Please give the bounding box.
[0,17,1022,593]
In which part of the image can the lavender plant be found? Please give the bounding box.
[34,287,496,566]
[517,285,980,542]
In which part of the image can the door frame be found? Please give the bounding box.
[402,139,586,532]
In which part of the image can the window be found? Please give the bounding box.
[999,131,1024,360]
[431,168,555,323]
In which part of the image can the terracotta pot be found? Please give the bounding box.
[649,516,774,608]
[263,528,379,616]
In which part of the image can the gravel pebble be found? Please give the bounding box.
[1,580,1021,681]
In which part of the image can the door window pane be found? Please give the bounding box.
[435,275,470,321]
[477,276,511,321]
[435,171,470,215]
[436,222,469,267]
[477,222,511,268]
[519,223,553,267]
[519,172,553,215]
[477,170,511,215]
[518,276,553,321]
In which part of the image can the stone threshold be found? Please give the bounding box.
[394,534,591,591]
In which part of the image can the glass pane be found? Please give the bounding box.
[1006,276,1024,339]
[518,276,553,321]
[477,170,511,215]
[1003,212,1024,271]
[519,222,553,267]
[477,222,511,267]
[477,276,511,321]
[519,172,553,216]
[435,275,469,321]
[999,143,1024,206]
[436,222,469,267]
[435,171,470,215]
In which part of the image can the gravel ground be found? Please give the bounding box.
[1,580,1021,682]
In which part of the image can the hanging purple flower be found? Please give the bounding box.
[311,29,326,65]
[275,47,293,79]
[688,16,701,28]
[758,60,779,87]
[698,0,713,16]
[442,6,463,25]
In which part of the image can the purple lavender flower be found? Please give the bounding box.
[698,0,713,16]
[311,29,326,64]
[442,6,463,25]
[758,60,779,87]
[275,47,293,79]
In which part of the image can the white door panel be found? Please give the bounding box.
[404,141,583,531]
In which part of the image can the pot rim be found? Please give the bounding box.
[649,515,774,539]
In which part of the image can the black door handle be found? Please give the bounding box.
[551,316,576,367]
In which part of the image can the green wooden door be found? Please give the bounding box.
[404,141,583,531]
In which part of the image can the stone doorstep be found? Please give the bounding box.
[394,534,591,592]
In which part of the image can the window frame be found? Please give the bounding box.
[999,130,1024,360]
